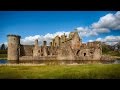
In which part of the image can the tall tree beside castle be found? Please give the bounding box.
[0,44,6,50]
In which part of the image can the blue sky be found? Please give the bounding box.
[0,11,120,45]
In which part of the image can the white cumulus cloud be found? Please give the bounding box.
[76,27,98,37]
[76,11,120,37]
[92,28,110,33]
[18,11,120,45]
[21,31,70,45]
[96,36,120,45]
[96,38,102,41]
[92,11,120,30]
[88,40,93,42]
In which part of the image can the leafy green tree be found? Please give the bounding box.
[0,44,6,50]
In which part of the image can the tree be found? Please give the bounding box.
[0,43,6,50]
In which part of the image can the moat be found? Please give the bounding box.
[1,59,120,64]
[0,59,8,64]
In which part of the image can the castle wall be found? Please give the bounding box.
[54,36,60,47]
[71,32,81,49]
[33,39,42,57]
[19,56,56,60]
[92,48,101,60]
[20,45,33,56]
[69,32,74,39]
[87,41,102,60]
[7,31,102,63]
[76,48,93,60]
[57,40,75,60]
[33,47,41,56]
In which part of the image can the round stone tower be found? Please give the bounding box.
[7,34,21,63]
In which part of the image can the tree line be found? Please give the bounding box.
[0,44,7,54]
[0,44,7,50]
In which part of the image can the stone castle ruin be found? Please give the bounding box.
[7,31,102,64]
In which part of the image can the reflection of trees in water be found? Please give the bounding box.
[0,60,8,64]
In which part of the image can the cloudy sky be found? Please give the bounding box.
[0,11,120,46]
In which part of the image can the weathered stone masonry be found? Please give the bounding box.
[7,31,102,63]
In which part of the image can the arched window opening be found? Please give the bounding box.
[76,50,80,55]
[90,52,93,54]
[38,50,40,53]
[84,53,86,56]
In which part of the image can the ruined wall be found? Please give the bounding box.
[60,34,67,44]
[56,31,101,60]
[87,41,102,60]
[7,31,102,62]
[33,39,42,57]
[33,46,41,56]
[19,31,102,60]
[20,45,34,56]
[57,40,75,60]
[69,32,74,39]
[76,48,93,60]
[33,40,53,57]
[71,32,82,49]
[19,56,57,61]
[54,36,60,47]
[47,46,51,55]
[92,48,101,60]
[42,41,48,56]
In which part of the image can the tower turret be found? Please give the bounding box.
[35,39,38,47]
[7,34,21,63]
[43,41,48,56]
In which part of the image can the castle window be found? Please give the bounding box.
[48,51,50,55]
[38,50,40,53]
[84,53,86,56]
[76,50,80,55]
[90,52,93,54]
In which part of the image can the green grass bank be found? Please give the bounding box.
[0,64,120,79]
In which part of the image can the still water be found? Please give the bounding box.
[0,59,120,64]
[0,59,8,64]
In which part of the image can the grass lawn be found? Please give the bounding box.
[0,64,120,79]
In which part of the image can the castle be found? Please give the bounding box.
[7,31,102,64]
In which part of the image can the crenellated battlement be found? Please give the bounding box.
[7,34,21,38]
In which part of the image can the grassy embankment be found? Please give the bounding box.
[0,64,120,79]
